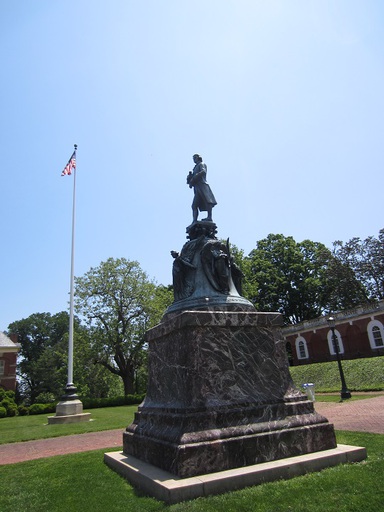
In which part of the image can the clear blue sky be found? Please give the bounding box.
[1,1,383,331]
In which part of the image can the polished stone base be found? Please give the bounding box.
[105,444,367,504]
[123,310,337,477]
[48,399,91,424]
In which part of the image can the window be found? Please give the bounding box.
[367,320,384,349]
[327,329,344,355]
[372,326,382,346]
[0,360,4,376]
[286,342,294,366]
[295,336,309,359]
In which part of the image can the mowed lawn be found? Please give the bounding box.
[0,395,381,445]
[0,431,383,512]
[0,405,135,445]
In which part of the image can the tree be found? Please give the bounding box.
[244,234,367,324]
[8,312,75,403]
[74,258,170,395]
[333,228,384,301]
[322,247,369,312]
[8,311,119,403]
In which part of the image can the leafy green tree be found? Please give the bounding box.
[322,247,369,312]
[244,234,367,324]
[333,228,384,301]
[8,312,72,402]
[148,284,174,327]
[74,258,170,395]
[70,329,124,398]
[245,235,323,323]
[7,311,119,403]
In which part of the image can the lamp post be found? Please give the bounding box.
[327,316,351,400]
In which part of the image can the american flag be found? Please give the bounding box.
[61,150,76,176]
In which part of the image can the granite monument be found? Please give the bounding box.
[105,155,365,503]
[121,155,337,477]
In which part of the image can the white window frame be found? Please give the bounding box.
[295,336,309,360]
[367,319,384,349]
[327,329,344,355]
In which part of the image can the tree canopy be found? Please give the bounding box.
[238,234,369,324]
[7,229,383,401]
[7,311,118,403]
[332,228,384,301]
[74,257,172,395]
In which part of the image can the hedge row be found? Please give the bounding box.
[80,394,145,409]
[0,393,145,418]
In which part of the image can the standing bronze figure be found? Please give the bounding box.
[187,154,217,223]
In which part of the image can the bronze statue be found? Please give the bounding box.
[166,156,248,308]
[187,154,217,223]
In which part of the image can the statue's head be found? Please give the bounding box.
[193,154,202,163]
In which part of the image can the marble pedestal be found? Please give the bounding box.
[48,386,91,425]
[48,399,91,424]
[123,309,337,478]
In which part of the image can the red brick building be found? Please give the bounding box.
[0,332,19,391]
[282,301,384,366]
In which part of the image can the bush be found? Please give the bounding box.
[0,389,15,401]
[81,394,145,409]
[4,390,15,400]
[0,390,19,417]
[34,392,56,404]
[17,404,29,416]
[0,394,144,416]
[29,403,56,415]
[0,398,18,417]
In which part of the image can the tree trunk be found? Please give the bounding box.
[121,368,135,395]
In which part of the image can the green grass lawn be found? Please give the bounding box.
[0,430,382,512]
[314,393,383,403]
[289,357,384,392]
[0,393,382,445]
[0,405,135,445]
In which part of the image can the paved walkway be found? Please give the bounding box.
[314,395,384,435]
[1,396,383,466]
[0,428,122,465]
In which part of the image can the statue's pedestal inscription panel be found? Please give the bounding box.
[123,310,336,478]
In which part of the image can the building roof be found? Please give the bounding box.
[282,300,384,336]
[0,332,19,349]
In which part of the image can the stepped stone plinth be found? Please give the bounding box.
[105,160,365,501]
[122,308,336,477]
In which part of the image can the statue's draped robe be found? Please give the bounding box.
[191,163,217,212]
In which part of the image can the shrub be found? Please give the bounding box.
[0,390,19,417]
[0,389,15,401]
[81,394,145,410]
[0,406,6,418]
[34,392,56,404]
[29,403,56,415]
[17,404,29,416]
[0,398,18,417]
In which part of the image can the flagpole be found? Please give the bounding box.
[66,143,77,395]
[48,144,91,423]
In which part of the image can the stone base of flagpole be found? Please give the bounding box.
[48,384,91,425]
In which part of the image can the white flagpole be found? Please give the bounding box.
[49,144,91,422]
[66,143,77,394]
